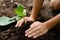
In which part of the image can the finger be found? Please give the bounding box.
[15,19,24,27]
[15,21,21,27]
[25,27,33,34]
[25,24,41,34]
[25,26,40,36]
[18,19,25,27]
[27,17,34,22]
[27,29,41,38]
[30,22,41,28]
[30,22,38,28]
[25,25,37,33]
[25,22,37,33]
[33,29,48,38]
[25,25,35,33]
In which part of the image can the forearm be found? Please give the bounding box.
[44,14,60,29]
[50,0,60,10]
[30,0,44,20]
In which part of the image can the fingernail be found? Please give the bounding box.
[28,35,32,38]
[25,34,27,36]
[33,36,36,38]
[25,31,26,33]
[25,30,28,33]
[15,25,17,27]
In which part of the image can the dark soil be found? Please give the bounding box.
[0,0,60,40]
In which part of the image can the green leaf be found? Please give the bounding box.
[0,4,28,26]
[23,9,27,16]
[15,4,26,17]
[0,16,15,26]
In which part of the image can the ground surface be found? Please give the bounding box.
[0,0,60,40]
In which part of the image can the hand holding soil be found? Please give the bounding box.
[15,17,35,27]
[15,0,60,39]
[25,14,60,38]
[25,21,49,38]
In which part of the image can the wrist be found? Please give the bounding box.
[44,21,53,30]
[29,16,35,21]
[44,14,60,30]
[30,15,37,21]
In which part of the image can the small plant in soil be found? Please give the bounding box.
[0,4,27,26]
[14,4,27,20]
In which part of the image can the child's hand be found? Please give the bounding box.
[25,21,49,38]
[15,17,35,27]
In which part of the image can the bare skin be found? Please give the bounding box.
[50,0,60,10]
[15,0,60,38]
[25,14,60,38]
[15,0,44,27]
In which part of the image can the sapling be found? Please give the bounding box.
[0,4,27,26]
[14,4,27,20]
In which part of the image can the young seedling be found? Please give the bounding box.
[0,4,27,26]
[14,4,27,20]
